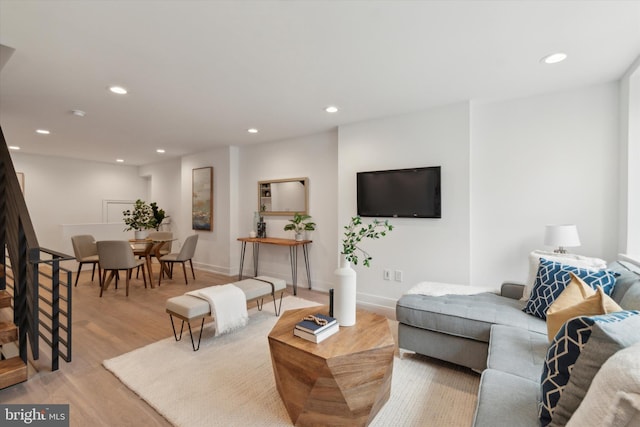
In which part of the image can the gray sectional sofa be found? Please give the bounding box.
[395,261,640,427]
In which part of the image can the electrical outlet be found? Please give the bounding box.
[394,270,403,282]
[383,269,391,280]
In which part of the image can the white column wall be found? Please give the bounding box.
[180,146,234,274]
[237,131,338,291]
[619,57,640,258]
[337,103,472,311]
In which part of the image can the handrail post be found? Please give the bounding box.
[28,246,40,361]
[16,222,28,363]
[50,254,60,371]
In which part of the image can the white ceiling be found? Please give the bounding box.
[1,1,639,166]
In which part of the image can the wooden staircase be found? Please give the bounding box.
[0,288,28,389]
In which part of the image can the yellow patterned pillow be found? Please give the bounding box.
[546,273,622,341]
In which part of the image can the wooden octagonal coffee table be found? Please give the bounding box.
[268,305,394,427]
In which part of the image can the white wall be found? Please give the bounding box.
[139,157,182,234]
[238,131,338,291]
[179,146,234,274]
[338,103,472,310]
[471,83,620,286]
[619,56,640,258]
[10,152,149,257]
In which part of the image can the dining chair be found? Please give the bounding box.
[71,234,101,287]
[158,234,198,287]
[97,240,147,297]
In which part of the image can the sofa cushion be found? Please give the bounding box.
[487,325,548,382]
[523,258,619,320]
[621,282,640,311]
[565,342,640,427]
[396,292,546,344]
[539,310,640,426]
[472,369,540,427]
[607,261,640,306]
[546,273,622,340]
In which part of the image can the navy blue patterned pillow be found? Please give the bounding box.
[523,258,618,319]
[539,310,640,426]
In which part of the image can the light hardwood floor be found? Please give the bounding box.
[0,265,328,426]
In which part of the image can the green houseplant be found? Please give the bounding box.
[283,213,316,241]
[123,200,167,237]
[341,216,393,267]
[150,202,167,231]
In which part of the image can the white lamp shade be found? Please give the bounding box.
[544,224,581,248]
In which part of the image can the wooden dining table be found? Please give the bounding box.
[129,238,175,287]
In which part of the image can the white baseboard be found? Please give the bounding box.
[356,292,398,321]
[192,262,234,277]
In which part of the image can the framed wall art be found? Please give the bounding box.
[192,167,213,231]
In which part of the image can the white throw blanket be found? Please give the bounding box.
[186,284,248,335]
[406,281,498,296]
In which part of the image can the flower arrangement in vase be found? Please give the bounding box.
[123,199,167,239]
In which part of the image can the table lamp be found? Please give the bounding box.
[544,224,581,254]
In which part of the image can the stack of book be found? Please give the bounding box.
[293,313,339,343]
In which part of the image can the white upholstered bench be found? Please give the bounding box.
[165,276,286,350]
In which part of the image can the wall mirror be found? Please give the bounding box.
[258,177,309,216]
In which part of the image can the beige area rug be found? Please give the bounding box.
[103,297,479,427]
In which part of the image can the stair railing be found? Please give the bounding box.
[1,126,72,371]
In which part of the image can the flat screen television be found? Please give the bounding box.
[357,166,441,218]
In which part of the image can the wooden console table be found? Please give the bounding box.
[237,237,311,295]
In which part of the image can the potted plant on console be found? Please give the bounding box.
[123,199,166,239]
[283,213,316,241]
[335,216,393,326]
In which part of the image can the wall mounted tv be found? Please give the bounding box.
[357,166,441,218]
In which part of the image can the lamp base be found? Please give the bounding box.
[554,247,568,254]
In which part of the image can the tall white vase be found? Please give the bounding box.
[334,254,357,326]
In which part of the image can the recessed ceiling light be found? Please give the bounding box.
[541,52,567,64]
[36,129,50,135]
[248,128,259,134]
[156,149,165,154]
[109,85,128,95]
[71,109,86,117]
[9,146,20,150]
[325,106,339,113]
[116,159,124,163]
